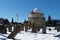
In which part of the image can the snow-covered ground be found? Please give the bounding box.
[0,27,60,40]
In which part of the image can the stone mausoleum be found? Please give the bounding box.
[29,8,46,29]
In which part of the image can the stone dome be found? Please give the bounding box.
[33,8,42,13]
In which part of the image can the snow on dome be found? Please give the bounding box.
[33,8,42,13]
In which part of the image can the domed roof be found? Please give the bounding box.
[33,8,42,13]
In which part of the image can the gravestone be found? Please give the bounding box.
[25,26,28,32]
[8,25,12,32]
[42,25,46,34]
[37,26,40,31]
[20,24,24,31]
[0,25,7,34]
[23,21,28,32]
[28,21,32,29]
[57,26,60,32]
[32,23,37,33]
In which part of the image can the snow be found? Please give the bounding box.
[14,27,60,40]
[33,8,42,13]
[15,32,59,40]
[0,27,60,40]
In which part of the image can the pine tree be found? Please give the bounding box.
[11,18,14,24]
[47,15,52,26]
[3,19,9,25]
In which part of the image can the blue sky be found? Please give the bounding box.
[0,0,60,22]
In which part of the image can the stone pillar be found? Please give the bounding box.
[19,24,24,31]
[37,26,40,31]
[25,24,28,32]
[28,23,32,30]
[42,17,46,34]
[25,25,28,32]
[28,21,32,29]
[23,20,29,32]
[14,25,17,30]
[21,25,24,31]
[24,23,28,32]
[8,25,12,32]
[42,25,46,34]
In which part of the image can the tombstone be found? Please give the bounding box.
[0,25,7,34]
[20,24,24,31]
[42,25,46,34]
[21,26,24,31]
[8,25,12,32]
[28,26,30,30]
[32,23,37,33]
[7,25,21,39]
[28,21,32,29]
[23,23,28,32]
[57,26,60,32]
[25,25,28,32]
[14,25,17,30]
[28,22,30,30]
[23,20,28,32]
[28,23,32,30]
[37,26,40,31]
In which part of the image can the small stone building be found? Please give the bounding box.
[28,8,45,29]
